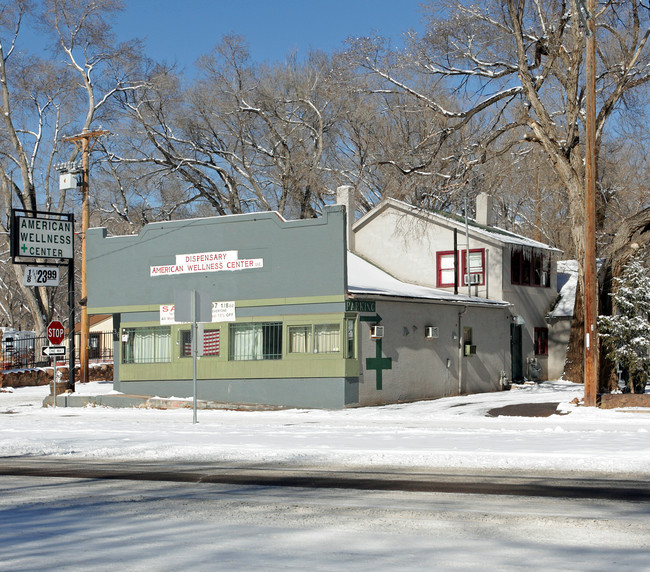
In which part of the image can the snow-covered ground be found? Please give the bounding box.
[2,380,649,571]
[1,380,649,475]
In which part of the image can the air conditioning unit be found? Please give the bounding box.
[370,325,384,339]
[464,273,481,285]
[424,326,439,339]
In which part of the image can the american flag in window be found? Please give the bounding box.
[202,329,220,356]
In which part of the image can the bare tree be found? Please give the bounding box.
[0,0,144,333]
[354,0,650,384]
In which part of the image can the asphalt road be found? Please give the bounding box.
[1,457,649,501]
[1,466,649,571]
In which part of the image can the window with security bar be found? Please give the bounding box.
[122,326,171,364]
[180,328,220,357]
[229,322,282,361]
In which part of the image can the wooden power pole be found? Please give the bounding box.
[63,129,108,384]
[582,0,599,406]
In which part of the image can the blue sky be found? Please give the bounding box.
[112,0,427,69]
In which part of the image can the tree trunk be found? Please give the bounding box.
[564,279,584,383]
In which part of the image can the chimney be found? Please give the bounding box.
[336,185,356,251]
[476,192,494,227]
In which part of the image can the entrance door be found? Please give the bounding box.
[511,324,523,381]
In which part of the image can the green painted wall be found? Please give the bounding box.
[117,311,360,382]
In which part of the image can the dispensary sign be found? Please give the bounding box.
[12,213,74,260]
[150,250,263,277]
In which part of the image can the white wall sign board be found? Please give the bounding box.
[151,250,263,277]
[160,304,177,324]
[17,216,74,259]
[212,301,236,322]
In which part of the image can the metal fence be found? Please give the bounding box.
[1,330,114,370]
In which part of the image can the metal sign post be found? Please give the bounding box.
[174,289,212,424]
[52,354,57,408]
[191,291,198,424]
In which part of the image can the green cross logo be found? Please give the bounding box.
[366,338,392,390]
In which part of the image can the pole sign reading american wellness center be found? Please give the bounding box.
[151,250,263,277]
[16,216,74,259]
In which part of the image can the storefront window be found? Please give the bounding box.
[314,324,340,353]
[229,322,282,360]
[122,326,171,364]
[288,324,341,354]
[289,325,312,353]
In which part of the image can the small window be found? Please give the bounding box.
[289,325,312,353]
[532,255,543,286]
[463,326,476,356]
[437,251,457,287]
[346,318,356,359]
[461,249,485,286]
[511,249,522,284]
[180,328,220,357]
[512,248,550,288]
[535,327,548,356]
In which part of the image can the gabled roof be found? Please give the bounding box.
[354,197,562,253]
[347,252,509,307]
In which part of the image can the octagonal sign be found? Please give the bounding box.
[47,320,65,345]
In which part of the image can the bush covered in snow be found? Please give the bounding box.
[599,257,650,393]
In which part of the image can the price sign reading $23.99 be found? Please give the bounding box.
[22,266,60,287]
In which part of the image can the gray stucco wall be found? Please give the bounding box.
[114,377,359,410]
[547,317,571,380]
[87,206,348,310]
[356,299,510,406]
[353,202,559,382]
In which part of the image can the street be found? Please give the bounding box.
[1,465,648,571]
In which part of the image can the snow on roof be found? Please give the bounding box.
[549,260,578,318]
[359,198,561,253]
[347,252,509,307]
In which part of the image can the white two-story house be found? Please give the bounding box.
[342,190,562,381]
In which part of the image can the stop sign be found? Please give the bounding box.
[47,320,65,345]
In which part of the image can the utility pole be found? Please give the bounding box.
[63,129,108,384]
[579,0,599,406]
